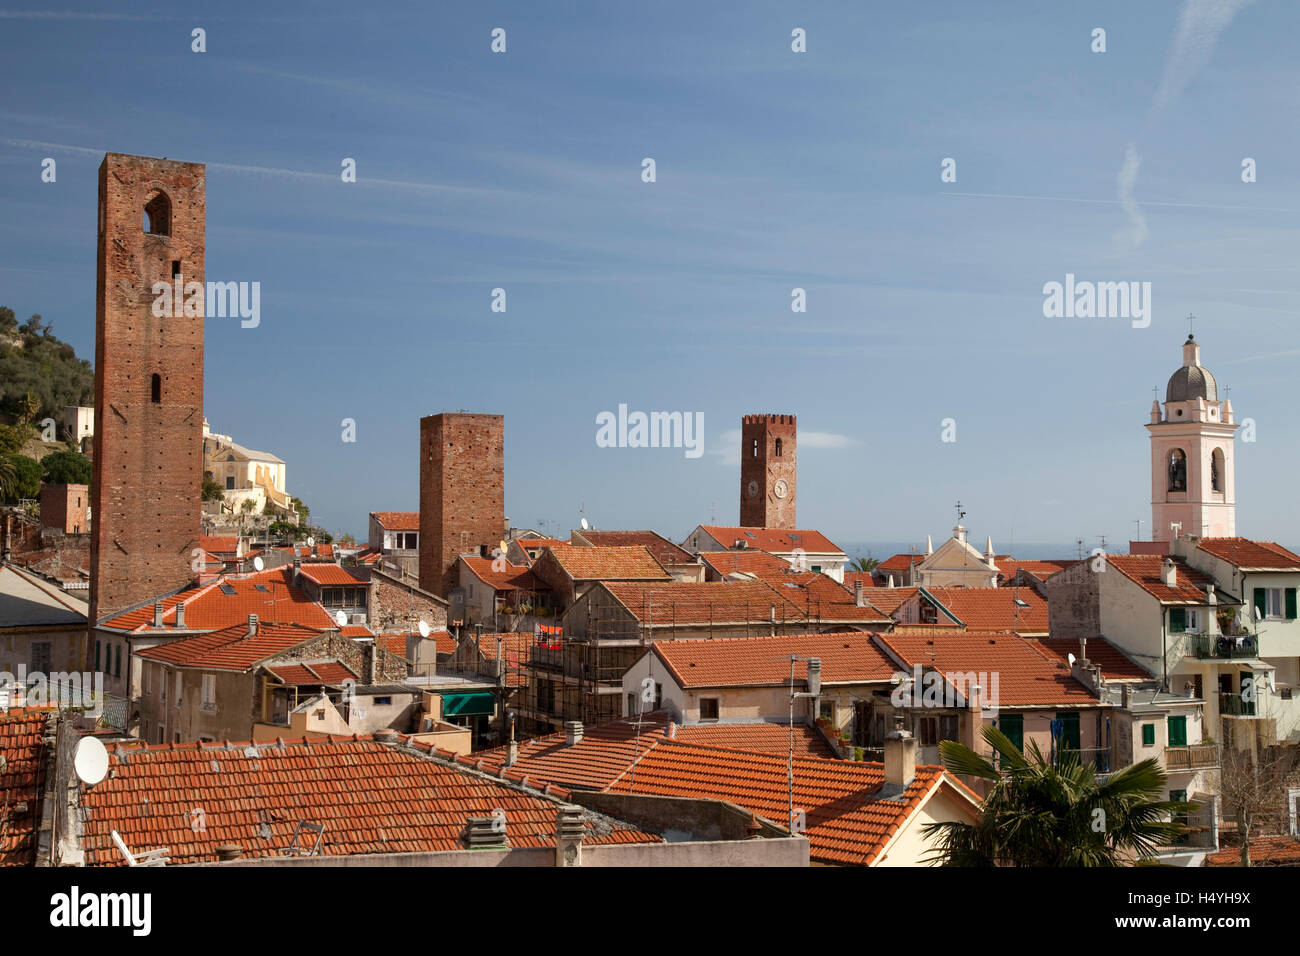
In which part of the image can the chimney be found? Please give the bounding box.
[153,603,164,628]
[175,603,186,629]
[1121,683,1132,709]
[1205,584,1219,635]
[367,641,379,684]
[247,613,258,637]
[963,682,983,752]
[882,715,916,796]
[555,804,585,867]
[1079,636,1087,662]
[854,579,865,607]
[1161,558,1177,588]
[564,721,583,746]
[505,739,519,767]
[495,635,504,679]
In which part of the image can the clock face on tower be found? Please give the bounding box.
[773,479,789,499]
[747,479,760,499]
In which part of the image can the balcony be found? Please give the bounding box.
[1164,743,1219,771]
[1219,692,1256,717]
[1188,634,1259,660]
[1061,747,1111,774]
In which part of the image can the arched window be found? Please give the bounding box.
[1168,449,1187,492]
[151,373,161,403]
[751,439,758,458]
[1211,448,1225,492]
[775,438,783,457]
[143,190,171,236]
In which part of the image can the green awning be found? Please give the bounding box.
[441,691,495,717]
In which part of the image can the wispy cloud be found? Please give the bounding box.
[1115,143,1148,250]
[1153,0,1256,112]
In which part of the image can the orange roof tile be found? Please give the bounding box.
[543,545,671,582]
[576,530,693,565]
[266,660,357,685]
[854,587,918,615]
[1027,636,1152,681]
[921,586,1049,632]
[995,559,1071,582]
[670,722,837,758]
[877,630,1099,707]
[1206,835,1300,867]
[79,736,657,866]
[295,563,369,586]
[652,632,897,688]
[460,556,544,592]
[200,535,240,554]
[876,553,926,573]
[1196,538,1300,572]
[1104,555,1223,604]
[136,621,325,671]
[372,511,419,531]
[603,580,807,626]
[0,709,51,867]
[98,567,337,632]
[697,526,844,555]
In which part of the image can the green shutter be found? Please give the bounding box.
[94,640,100,671]
[1169,607,1186,633]
[1057,712,1081,750]
[1287,588,1297,620]
[1142,723,1155,746]
[1168,715,1187,747]
[1255,588,1267,620]
[997,714,1023,765]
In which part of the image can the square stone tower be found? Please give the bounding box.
[89,153,205,625]
[419,413,505,596]
[740,413,796,528]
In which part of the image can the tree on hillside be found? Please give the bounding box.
[922,725,1191,866]
[0,455,42,502]
[0,306,94,421]
[41,449,92,485]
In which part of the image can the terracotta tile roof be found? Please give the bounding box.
[602,580,807,626]
[1196,538,1300,572]
[510,537,565,565]
[295,563,369,586]
[136,621,325,671]
[854,587,917,615]
[1104,555,1221,604]
[651,632,897,689]
[876,553,926,573]
[1027,636,1152,681]
[372,511,419,531]
[276,543,337,560]
[473,715,976,865]
[1206,835,1300,867]
[376,629,455,657]
[671,722,837,758]
[0,709,51,867]
[576,530,693,565]
[460,556,544,592]
[696,526,844,555]
[266,660,357,685]
[98,567,337,632]
[877,630,1099,707]
[79,736,657,866]
[544,545,672,582]
[698,553,891,624]
[200,535,240,554]
[994,559,1071,582]
[699,549,792,578]
[339,624,374,638]
[921,587,1049,632]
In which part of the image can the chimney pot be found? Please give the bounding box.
[248,613,258,636]
[153,603,165,628]
[176,603,186,629]
[564,721,583,746]
[883,715,916,792]
[854,579,865,607]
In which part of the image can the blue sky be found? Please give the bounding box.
[2,0,1297,553]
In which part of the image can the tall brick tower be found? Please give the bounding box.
[419,413,505,596]
[740,414,796,528]
[89,153,205,625]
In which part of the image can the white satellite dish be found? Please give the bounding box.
[335,610,348,628]
[580,517,589,530]
[418,619,431,638]
[307,536,315,548]
[74,736,109,786]
[253,556,265,572]
[1067,653,1077,667]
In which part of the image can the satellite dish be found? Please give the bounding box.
[1067,653,1077,667]
[306,536,315,548]
[580,517,589,530]
[335,610,348,628]
[74,736,109,786]
[418,620,431,638]
[253,556,265,572]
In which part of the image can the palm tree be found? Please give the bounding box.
[0,456,14,500]
[923,725,1193,866]
[849,555,879,573]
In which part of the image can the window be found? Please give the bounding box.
[94,640,101,672]
[918,716,939,747]
[143,664,150,696]
[1169,607,1187,633]
[699,697,720,721]
[201,674,215,711]
[151,374,161,403]
[1168,449,1187,492]
[1185,609,1200,633]
[1167,715,1188,747]
[374,696,392,706]
[751,439,758,458]
[1254,588,1294,620]
[939,714,958,743]
[114,644,121,679]
[225,476,235,490]
[1211,448,1224,492]
[819,699,834,721]
[175,672,183,707]
[143,190,171,235]
[1141,723,1155,747]
[30,642,51,674]
[774,438,783,457]
[161,670,167,703]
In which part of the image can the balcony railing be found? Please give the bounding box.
[1189,633,1260,660]
[1164,743,1219,771]
[1219,692,1256,717]
[1060,747,1111,773]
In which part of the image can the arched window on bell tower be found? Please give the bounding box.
[775,438,783,457]
[143,190,171,236]
[1168,449,1187,492]
[151,373,161,404]
[1211,448,1224,492]
[752,439,758,458]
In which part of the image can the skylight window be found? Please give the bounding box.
[1014,598,1031,608]
[255,584,270,593]
[219,584,236,596]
